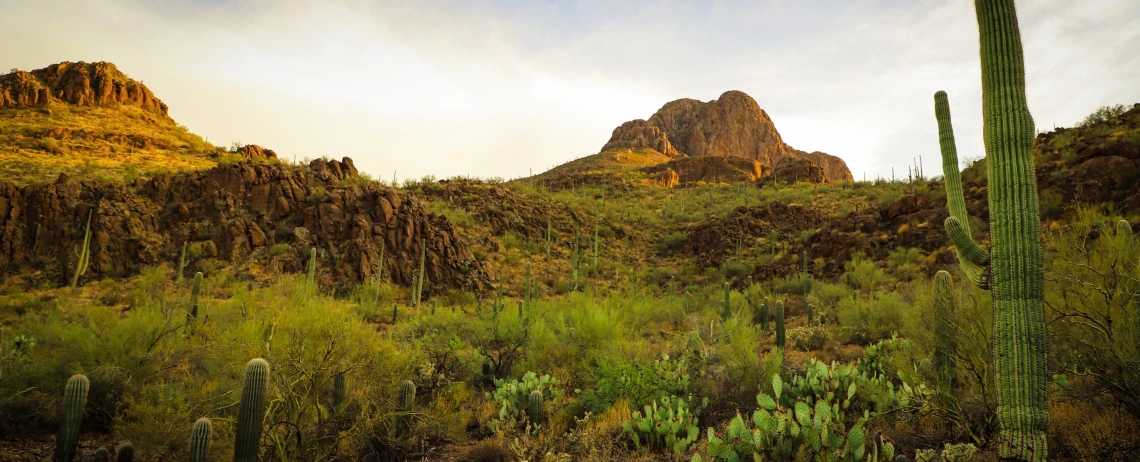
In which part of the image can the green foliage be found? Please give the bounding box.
[1077,104,1128,128]
[622,395,701,454]
[578,355,692,415]
[189,417,211,462]
[843,253,892,292]
[54,374,89,462]
[235,358,269,462]
[835,291,911,344]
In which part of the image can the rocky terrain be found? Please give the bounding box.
[1,62,168,116]
[0,157,489,293]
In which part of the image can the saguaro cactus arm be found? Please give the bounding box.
[935,91,990,289]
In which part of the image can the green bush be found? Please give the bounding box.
[1076,104,1128,127]
[835,292,910,345]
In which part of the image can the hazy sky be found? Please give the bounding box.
[2,0,1138,181]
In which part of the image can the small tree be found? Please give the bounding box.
[1077,104,1128,127]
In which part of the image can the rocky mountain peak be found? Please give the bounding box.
[601,90,852,183]
[0,61,169,116]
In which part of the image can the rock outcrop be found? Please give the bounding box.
[600,120,679,157]
[642,156,765,185]
[237,144,278,160]
[768,157,828,184]
[0,158,489,293]
[0,62,168,116]
[600,90,853,182]
[797,150,854,182]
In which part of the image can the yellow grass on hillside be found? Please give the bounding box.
[535,148,674,178]
[0,105,218,185]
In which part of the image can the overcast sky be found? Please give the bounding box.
[2,0,1138,182]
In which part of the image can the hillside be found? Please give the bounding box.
[0,62,218,185]
[2,59,1140,461]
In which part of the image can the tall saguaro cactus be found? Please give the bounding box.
[235,358,270,462]
[54,374,89,462]
[774,300,786,351]
[70,210,93,288]
[933,1,1047,459]
[307,247,317,284]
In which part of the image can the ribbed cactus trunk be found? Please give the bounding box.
[307,247,316,284]
[177,241,188,283]
[760,297,770,331]
[333,372,347,412]
[775,300,785,350]
[528,390,544,426]
[807,304,814,326]
[114,442,134,462]
[235,358,270,462]
[722,282,731,320]
[933,271,959,395]
[416,239,427,305]
[189,272,203,320]
[933,1,1048,459]
[398,380,416,434]
[54,374,89,462]
[189,417,212,462]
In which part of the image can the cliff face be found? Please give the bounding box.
[0,62,168,116]
[0,158,490,292]
[600,90,852,183]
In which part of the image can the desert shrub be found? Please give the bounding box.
[843,253,893,292]
[1046,208,1140,417]
[787,325,829,351]
[886,247,923,280]
[1076,103,1128,127]
[835,291,910,344]
[577,355,692,415]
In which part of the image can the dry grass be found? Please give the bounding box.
[0,105,217,185]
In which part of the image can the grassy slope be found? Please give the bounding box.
[0,105,217,185]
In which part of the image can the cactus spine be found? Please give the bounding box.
[528,389,544,426]
[177,241,189,283]
[54,374,89,462]
[70,210,93,288]
[235,358,270,462]
[761,297,770,331]
[933,271,959,396]
[934,2,1047,458]
[189,272,203,320]
[775,300,785,350]
[114,442,134,462]
[189,417,212,462]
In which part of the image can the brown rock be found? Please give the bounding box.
[797,150,854,182]
[643,156,764,184]
[768,157,828,184]
[0,62,168,115]
[656,168,679,187]
[237,144,278,160]
[600,120,679,157]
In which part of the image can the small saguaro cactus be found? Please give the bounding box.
[392,304,398,324]
[54,374,90,462]
[1119,219,1133,239]
[114,441,134,462]
[775,300,786,350]
[177,241,189,283]
[70,210,93,288]
[933,271,959,396]
[934,1,1049,458]
[235,358,270,462]
[545,216,553,256]
[189,272,203,320]
[332,372,347,412]
[93,448,109,462]
[807,303,814,326]
[399,380,416,411]
[307,247,317,284]
[528,389,544,426]
[722,282,731,320]
[398,380,416,434]
[416,239,427,305]
[760,297,770,331]
[189,417,212,462]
